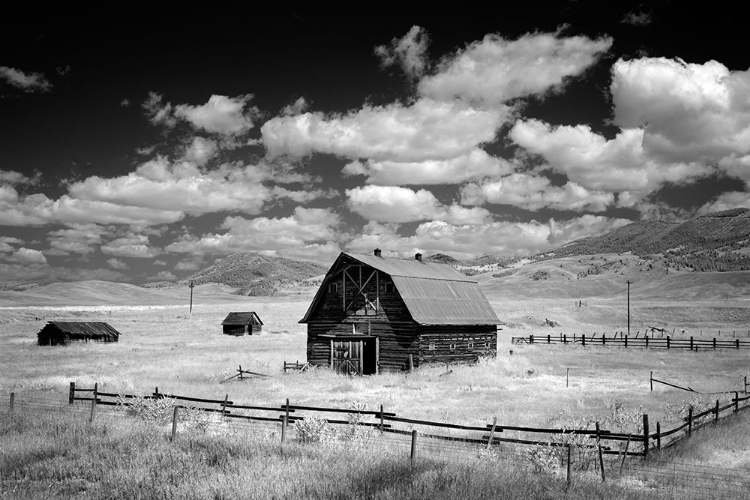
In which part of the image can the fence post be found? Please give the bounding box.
[566,367,569,388]
[656,422,661,451]
[625,335,628,348]
[642,414,649,457]
[714,400,719,424]
[281,415,287,443]
[379,404,384,432]
[688,407,693,437]
[486,417,497,450]
[666,336,670,349]
[736,339,740,349]
[9,392,14,413]
[713,338,716,349]
[566,444,572,486]
[89,382,98,424]
[690,336,693,351]
[650,371,653,392]
[547,334,551,344]
[530,335,534,344]
[69,382,75,404]
[596,421,605,482]
[171,406,179,441]
[645,336,648,348]
[563,334,567,344]
[582,334,586,347]
[239,365,243,380]
[602,334,606,346]
[222,394,228,418]
[410,430,418,463]
[620,436,630,471]
[735,392,739,413]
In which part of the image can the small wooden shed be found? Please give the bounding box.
[221,312,263,336]
[37,321,121,346]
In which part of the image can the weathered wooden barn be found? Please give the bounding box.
[221,312,263,336]
[37,321,121,346]
[300,250,500,374]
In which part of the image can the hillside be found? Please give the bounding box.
[185,252,327,296]
[551,208,750,271]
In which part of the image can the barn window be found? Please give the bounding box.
[328,283,338,293]
[384,282,395,293]
[467,342,474,349]
[484,342,490,348]
[428,342,435,351]
[449,343,456,351]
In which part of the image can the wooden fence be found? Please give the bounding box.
[512,333,750,350]
[64,381,750,462]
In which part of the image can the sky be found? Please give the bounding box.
[1,3,749,285]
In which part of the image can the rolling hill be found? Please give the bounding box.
[184,252,327,296]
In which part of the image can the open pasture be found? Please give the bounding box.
[1,284,749,461]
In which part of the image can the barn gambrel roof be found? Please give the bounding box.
[300,252,501,325]
[221,312,263,326]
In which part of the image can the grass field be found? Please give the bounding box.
[1,277,749,499]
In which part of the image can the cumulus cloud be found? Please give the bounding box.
[374,25,430,79]
[611,57,750,164]
[698,191,750,214]
[47,224,107,255]
[281,97,310,116]
[148,271,177,281]
[179,137,218,166]
[165,207,341,261]
[262,99,507,162]
[348,215,630,259]
[346,185,491,224]
[101,234,160,258]
[143,93,260,136]
[0,66,51,92]
[342,149,513,185]
[175,259,201,271]
[106,258,129,270]
[418,32,612,108]
[7,247,47,265]
[461,173,614,212]
[510,119,711,195]
[0,169,39,186]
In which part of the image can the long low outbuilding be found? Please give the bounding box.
[37,321,121,346]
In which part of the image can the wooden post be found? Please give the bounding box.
[547,334,551,344]
[379,404,384,432]
[645,335,649,348]
[375,337,380,375]
[486,417,497,450]
[89,383,98,424]
[239,365,243,380]
[688,407,693,437]
[563,334,567,344]
[625,335,628,348]
[329,339,334,369]
[736,339,740,349]
[602,334,606,346]
[734,392,739,413]
[582,334,586,347]
[666,336,670,349]
[596,422,605,481]
[566,367,569,388]
[155,387,160,399]
[642,414,649,457]
[620,436,631,471]
[69,382,75,404]
[656,422,661,451]
[9,392,14,413]
[690,336,693,351]
[530,334,534,344]
[281,415,287,443]
[650,371,653,392]
[222,394,229,418]
[410,430,418,463]
[713,338,716,349]
[171,406,179,441]
[566,444,572,485]
[408,354,414,373]
[714,400,719,423]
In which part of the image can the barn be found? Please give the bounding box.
[221,312,263,336]
[300,250,501,374]
[37,321,121,346]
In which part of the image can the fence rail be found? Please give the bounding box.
[512,334,750,350]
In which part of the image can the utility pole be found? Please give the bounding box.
[626,280,631,335]
[189,281,195,319]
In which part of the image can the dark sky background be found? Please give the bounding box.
[1,2,749,284]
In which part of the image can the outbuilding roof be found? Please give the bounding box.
[221,312,263,326]
[300,252,501,325]
[43,321,121,338]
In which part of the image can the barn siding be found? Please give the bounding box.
[418,325,497,365]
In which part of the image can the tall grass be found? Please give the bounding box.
[0,409,670,500]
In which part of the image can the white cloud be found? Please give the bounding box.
[148,271,177,281]
[510,120,711,194]
[281,97,310,116]
[0,66,51,92]
[347,215,630,259]
[179,137,218,166]
[101,234,160,258]
[611,57,750,164]
[342,149,513,185]
[47,224,106,255]
[0,236,22,253]
[165,207,341,258]
[374,25,430,79]
[144,93,259,136]
[106,258,129,270]
[621,10,652,26]
[418,32,612,108]
[0,169,39,186]
[7,247,47,265]
[175,260,201,271]
[461,173,614,212]
[698,191,750,214]
[262,98,507,162]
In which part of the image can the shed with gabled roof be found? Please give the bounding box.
[37,321,121,346]
[300,250,501,374]
[221,312,263,336]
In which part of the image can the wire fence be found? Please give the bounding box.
[4,392,750,499]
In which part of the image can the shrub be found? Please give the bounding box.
[294,414,330,443]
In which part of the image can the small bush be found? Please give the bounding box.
[294,415,330,443]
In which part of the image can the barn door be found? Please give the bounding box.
[331,340,362,375]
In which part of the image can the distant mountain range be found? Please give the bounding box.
[183,252,327,296]
[548,208,750,271]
